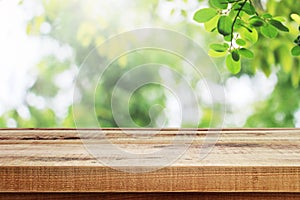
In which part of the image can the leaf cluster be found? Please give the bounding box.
[193,0,290,74]
[291,14,300,56]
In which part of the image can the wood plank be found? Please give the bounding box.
[1,193,300,200]
[1,128,300,192]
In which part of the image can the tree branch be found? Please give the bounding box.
[230,0,248,49]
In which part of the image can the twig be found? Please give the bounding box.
[230,0,248,49]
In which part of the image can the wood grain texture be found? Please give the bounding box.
[1,128,300,192]
[1,193,300,200]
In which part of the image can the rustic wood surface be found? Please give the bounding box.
[1,193,300,200]
[1,128,300,193]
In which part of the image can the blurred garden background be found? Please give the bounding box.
[0,0,299,128]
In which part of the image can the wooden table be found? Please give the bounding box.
[1,128,300,199]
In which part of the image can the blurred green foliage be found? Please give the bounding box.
[1,0,300,128]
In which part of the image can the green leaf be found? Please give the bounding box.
[261,24,278,38]
[224,35,232,42]
[223,43,229,48]
[229,4,239,18]
[231,50,240,61]
[209,0,228,9]
[217,16,233,36]
[249,17,264,27]
[239,48,254,59]
[291,13,300,24]
[233,2,242,10]
[227,0,238,2]
[236,38,246,46]
[209,43,228,52]
[262,13,272,19]
[242,2,256,15]
[291,46,300,56]
[204,15,219,32]
[250,20,264,27]
[269,19,289,32]
[241,25,253,33]
[208,49,227,57]
[240,27,258,44]
[234,18,244,29]
[272,16,286,22]
[193,8,218,23]
[226,54,241,74]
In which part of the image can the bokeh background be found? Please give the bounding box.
[0,0,299,128]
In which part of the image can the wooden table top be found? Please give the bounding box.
[1,128,300,192]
